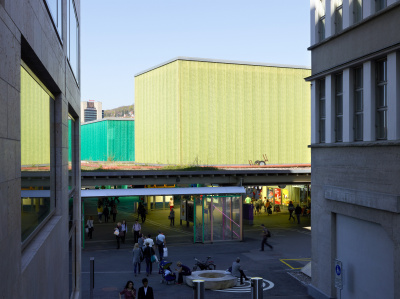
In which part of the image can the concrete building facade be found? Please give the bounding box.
[135,57,311,166]
[1,0,81,298]
[308,1,400,298]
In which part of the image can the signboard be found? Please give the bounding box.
[335,259,343,290]
[274,188,281,205]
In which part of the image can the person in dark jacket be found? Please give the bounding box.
[295,204,303,224]
[137,278,154,299]
[143,242,155,276]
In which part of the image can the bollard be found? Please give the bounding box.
[90,257,95,299]
[251,277,263,299]
[193,279,205,299]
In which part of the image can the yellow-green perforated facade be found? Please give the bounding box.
[135,58,311,165]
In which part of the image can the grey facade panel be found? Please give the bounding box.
[311,4,400,76]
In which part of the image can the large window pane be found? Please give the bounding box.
[68,0,79,79]
[354,0,362,23]
[21,65,54,242]
[376,59,387,140]
[44,0,62,38]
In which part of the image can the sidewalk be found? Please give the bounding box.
[82,199,312,298]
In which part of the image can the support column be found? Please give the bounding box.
[326,75,335,143]
[363,61,375,141]
[311,80,318,144]
[343,68,353,142]
[363,0,373,19]
[343,0,350,29]
[387,51,400,140]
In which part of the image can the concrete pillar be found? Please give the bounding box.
[363,61,375,141]
[363,0,373,18]
[326,75,335,143]
[311,80,318,144]
[387,51,400,140]
[343,68,352,142]
[325,0,332,39]
[343,0,350,29]
[311,0,316,45]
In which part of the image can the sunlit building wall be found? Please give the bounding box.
[135,57,311,165]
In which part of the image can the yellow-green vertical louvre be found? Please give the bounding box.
[21,66,51,166]
[135,59,311,165]
[179,60,311,165]
[135,61,180,164]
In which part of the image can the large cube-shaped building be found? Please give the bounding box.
[135,57,311,165]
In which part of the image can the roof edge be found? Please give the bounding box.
[135,56,311,77]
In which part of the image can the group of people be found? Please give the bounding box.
[287,201,303,224]
[97,197,119,223]
[119,278,153,299]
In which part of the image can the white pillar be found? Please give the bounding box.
[311,80,318,144]
[363,61,375,141]
[343,0,350,29]
[343,68,352,142]
[387,52,400,140]
[326,74,335,143]
[325,0,333,38]
[311,0,317,46]
[363,0,373,18]
[387,0,398,6]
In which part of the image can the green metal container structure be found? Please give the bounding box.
[81,119,135,161]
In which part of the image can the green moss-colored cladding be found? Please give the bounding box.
[21,66,51,166]
[135,60,311,165]
[135,61,180,164]
[81,120,135,161]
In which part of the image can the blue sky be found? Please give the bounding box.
[81,1,311,110]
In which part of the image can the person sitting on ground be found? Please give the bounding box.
[175,261,191,285]
[231,257,250,285]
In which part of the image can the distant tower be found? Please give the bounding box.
[81,100,103,123]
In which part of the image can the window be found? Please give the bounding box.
[335,73,343,142]
[353,0,363,23]
[376,59,387,140]
[44,0,62,38]
[354,67,363,141]
[318,0,325,42]
[319,79,326,143]
[20,63,55,243]
[335,0,343,33]
[375,0,386,12]
[67,0,79,80]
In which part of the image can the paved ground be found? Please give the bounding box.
[81,198,312,298]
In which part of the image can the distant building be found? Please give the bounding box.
[81,100,103,123]
[81,119,135,161]
[135,57,311,165]
[308,1,400,299]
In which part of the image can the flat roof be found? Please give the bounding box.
[82,117,135,126]
[135,56,311,77]
[21,186,246,198]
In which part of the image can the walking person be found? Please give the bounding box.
[138,203,146,223]
[133,243,143,277]
[103,205,110,223]
[143,242,155,276]
[119,280,136,299]
[155,231,166,261]
[295,204,302,224]
[115,222,122,249]
[288,201,295,221]
[86,216,94,239]
[169,208,175,226]
[112,204,118,223]
[121,219,127,244]
[169,197,174,211]
[137,278,154,299]
[138,233,145,250]
[97,204,103,223]
[232,257,250,285]
[260,224,273,251]
[132,220,141,244]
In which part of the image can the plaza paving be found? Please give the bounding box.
[81,198,312,298]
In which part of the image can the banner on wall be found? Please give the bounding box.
[180,200,187,221]
[274,188,281,205]
[267,188,274,202]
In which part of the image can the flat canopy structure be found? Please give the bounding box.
[21,187,246,198]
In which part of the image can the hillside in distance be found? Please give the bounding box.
[104,104,134,118]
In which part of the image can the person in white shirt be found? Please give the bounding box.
[137,278,154,299]
[155,231,166,260]
[86,216,94,239]
[144,234,154,249]
[132,220,141,243]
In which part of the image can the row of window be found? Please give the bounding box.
[44,0,79,80]
[318,0,387,42]
[318,59,387,143]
